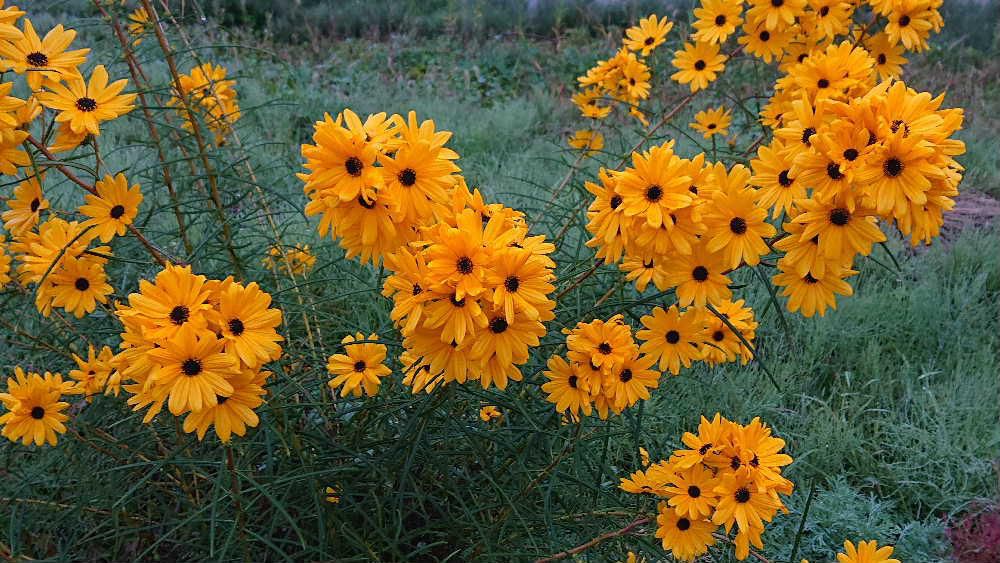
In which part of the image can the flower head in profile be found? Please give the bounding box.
[327,333,391,398]
[479,405,502,422]
[568,129,604,157]
[79,173,143,242]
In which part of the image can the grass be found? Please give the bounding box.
[3,2,999,561]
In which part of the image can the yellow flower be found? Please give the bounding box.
[324,486,341,504]
[692,0,743,44]
[182,368,268,442]
[38,65,136,136]
[836,540,900,563]
[79,173,143,242]
[126,7,152,46]
[690,106,731,138]
[479,405,502,422]
[637,305,708,375]
[623,14,673,56]
[44,255,113,318]
[568,129,604,157]
[0,369,71,446]
[146,325,239,416]
[655,503,717,562]
[69,345,116,398]
[327,333,391,398]
[215,281,284,369]
[0,20,89,89]
[2,176,48,235]
[671,41,726,92]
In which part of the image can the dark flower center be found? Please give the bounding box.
[645,185,663,202]
[804,273,819,284]
[759,30,770,41]
[692,265,709,282]
[74,277,90,291]
[677,517,691,531]
[30,198,41,212]
[715,14,727,26]
[898,15,911,26]
[31,406,45,419]
[489,317,509,334]
[694,60,706,71]
[798,53,808,63]
[109,204,126,219]
[75,97,98,112]
[354,360,366,372]
[729,217,748,235]
[398,168,417,187]
[412,283,423,295]
[345,156,364,176]
[357,195,377,209]
[843,148,859,161]
[771,0,783,6]
[619,368,633,382]
[228,318,245,336]
[801,127,816,145]
[819,5,830,16]
[877,53,887,65]
[644,37,655,45]
[182,358,202,376]
[567,375,578,388]
[735,487,751,503]
[26,52,49,67]
[216,394,229,404]
[609,195,623,209]
[689,185,699,194]
[456,256,474,274]
[450,295,466,307]
[688,485,702,498]
[884,158,904,177]
[598,342,613,355]
[666,330,680,344]
[712,330,725,342]
[826,163,844,180]
[890,119,909,136]
[830,208,851,226]
[169,305,190,325]
[707,123,717,129]
[730,455,742,470]
[504,275,520,292]
[698,443,712,455]
[817,78,830,89]
[778,170,793,187]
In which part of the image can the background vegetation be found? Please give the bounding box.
[4,1,999,561]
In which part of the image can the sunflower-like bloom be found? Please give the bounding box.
[2,176,48,235]
[169,62,241,144]
[69,345,116,398]
[671,41,726,92]
[565,314,638,376]
[690,105,731,138]
[623,14,673,56]
[183,368,268,442]
[863,32,907,81]
[0,20,89,89]
[883,0,938,52]
[215,281,284,369]
[568,129,604,157]
[692,0,743,44]
[327,333,391,398]
[618,143,695,228]
[637,305,708,375]
[701,299,758,366]
[701,174,776,269]
[655,503,717,562]
[478,405,502,422]
[146,325,238,416]
[44,254,113,318]
[12,217,106,286]
[119,263,214,341]
[746,0,807,30]
[0,369,71,446]
[571,87,612,119]
[836,540,900,563]
[738,17,792,63]
[541,355,592,418]
[38,65,136,136]
[792,198,886,262]
[750,140,805,218]
[663,242,732,307]
[79,173,143,242]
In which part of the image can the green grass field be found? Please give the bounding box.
[2,1,998,561]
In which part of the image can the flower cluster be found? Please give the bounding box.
[168,62,241,145]
[620,415,793,561]
[301,107,558,393]
[542,314,660,419]
[112,264,282,442]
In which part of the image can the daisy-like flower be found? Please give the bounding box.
[671,41,726,92]
[485,247,555,322]
[572,87,612,119]
[793,198,887,261]
[617,143,695,228]
[565,314,638,376]
[2,176,48,235]
[664,464,720,519]
[0,369,71,446]
[620,464,670,496]
[692,0,743,44]
[69,344,116,398]
[0,20,89,89]
[654,503,717,562]
[690,106,732,139]
[750,139,805,218]
[663,242,732,307]
[739,17,793,63]
[746,0,807,30]
[479,405,502,422]
[884,0,937,52]
[380,139,459,223]
[46,255,113,318]
[126,7,153,46]
[637,305,707,375]
[856,131,943,217]
[0,235,11,286]
[836,540,900,563]
[216,281,284,369]
[182,368,267,442]
[568,129,604,157]
[712,471,781,534]
[327,333,391,398]
[79,173,143,242]
[774,259,856,317]
[623,14,673,56]
[38,65,137,136]
[541,355,592,417]
[120,263,214,341]
[863,32,907,81]
[147,325,238,415]
[606,352,660,411]
[702,182,776,269]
